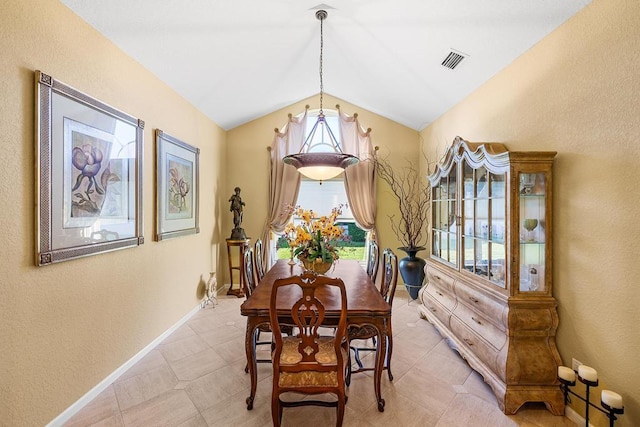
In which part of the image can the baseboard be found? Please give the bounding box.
[47,303,202,427]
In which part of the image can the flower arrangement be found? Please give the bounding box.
[283,205,349,269]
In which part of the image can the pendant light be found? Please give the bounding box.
[283,9,358,182]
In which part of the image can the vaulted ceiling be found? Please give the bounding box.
[61,0,591,131]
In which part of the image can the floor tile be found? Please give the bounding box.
[184,365,248,412]
[64,386,122,427]
[167,348,227,381]
[436,393,517,427]
[161,324,198,346]
[116,349,168,382]
[160,334,211,363]
[120,390,199,426]
[114,364,179,411]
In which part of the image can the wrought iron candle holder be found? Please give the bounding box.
[558,365,624,427]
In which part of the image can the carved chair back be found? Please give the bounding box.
[254,239,266,282]
[366,240,380,284]
[380,248,399,307]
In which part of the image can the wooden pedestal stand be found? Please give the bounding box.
[226,238,250,298]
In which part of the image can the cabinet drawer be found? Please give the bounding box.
[425,284,456,311]
[452,303,506,351]
[450,316,501,376]
[422,293,451,327]
[454,283,507,330]
[426,264,455,293]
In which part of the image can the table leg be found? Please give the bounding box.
[374,319,387,412]
[244,317,258,410]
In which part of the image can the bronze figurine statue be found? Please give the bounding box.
[229,187,246,240]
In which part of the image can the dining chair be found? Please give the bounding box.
[243,247,271,372]
[366,239,380,284]
[270,272,349,427]
[243,247,258,296]
[347,248,398,385]
[254,239,266,282]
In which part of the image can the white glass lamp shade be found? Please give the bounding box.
[298,165,345,180]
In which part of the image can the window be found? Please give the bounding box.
[304,110,340,153]
[273,109,367,261]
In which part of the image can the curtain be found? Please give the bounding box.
[260,109,308,268]
[339,108,378,244]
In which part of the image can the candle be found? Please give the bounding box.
[558,366,575,382]
[578,365,598,382]
[601,390,624,410]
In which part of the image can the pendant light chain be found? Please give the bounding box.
[281,9,359,181]
[317,10,325,115]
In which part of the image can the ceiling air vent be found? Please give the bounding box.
[441,50,467,70]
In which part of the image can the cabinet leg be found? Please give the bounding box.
[504,388,565,415]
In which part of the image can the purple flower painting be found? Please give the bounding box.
[166,155,193,218]
[66,119,120,220]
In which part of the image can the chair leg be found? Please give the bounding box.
[336,391,345,427]
[346,351,352,386]
[271,393,281,427]
[352,346,364,369]
[386,337,394,381]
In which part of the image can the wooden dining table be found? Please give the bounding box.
[240,259,392,412]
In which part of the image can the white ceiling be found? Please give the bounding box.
[61,0,591,131]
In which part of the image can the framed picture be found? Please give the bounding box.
[155,130,199,240]
[35,70,144,266]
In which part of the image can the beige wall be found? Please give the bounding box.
[225,94,421,285]
[421,0,640,425]
[0,1,226,425]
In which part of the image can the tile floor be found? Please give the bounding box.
[64,291,576,426]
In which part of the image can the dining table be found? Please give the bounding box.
[240,259,392,412]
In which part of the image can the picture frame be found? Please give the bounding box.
[35,70,144,266]
[155,129,200,240]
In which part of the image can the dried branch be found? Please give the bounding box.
[373,155,431,249]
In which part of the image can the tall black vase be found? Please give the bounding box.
[398,247,426,300]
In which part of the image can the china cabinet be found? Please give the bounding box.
[418,136,563,414]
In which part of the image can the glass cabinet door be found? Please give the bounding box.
[461,163,506,288]
[519,172,547,293]
[431,166,457,267]
[428,140,555,299]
